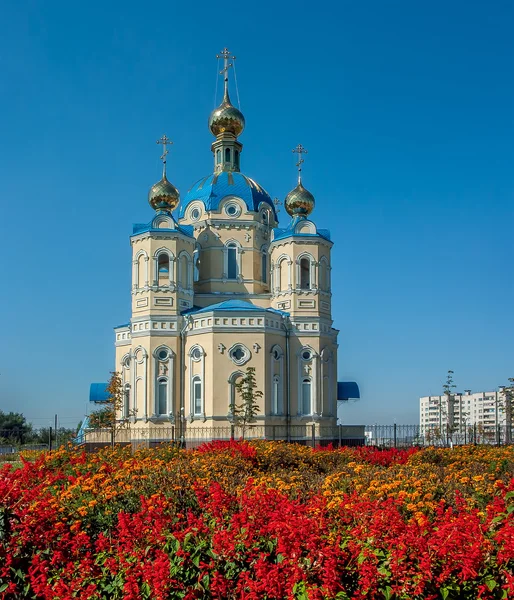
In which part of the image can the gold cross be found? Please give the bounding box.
[156,134,173,177]
[292,143,308,181]
[216,47,236,80]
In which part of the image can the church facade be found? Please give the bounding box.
[111,50,342,442]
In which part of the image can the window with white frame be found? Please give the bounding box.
[301,378,312,415]
[300,257,310,290]
[157,253,170,286]
[157,378,168,415]
[227,243,238,279]
[192,376,202,416]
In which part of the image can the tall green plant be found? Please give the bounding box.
[231,366,262,440]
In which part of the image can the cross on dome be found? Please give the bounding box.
[156,134,173,178]
[292,143,308,183]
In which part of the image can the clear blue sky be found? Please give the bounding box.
[1,0,512,428]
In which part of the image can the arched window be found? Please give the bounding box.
[261,250,267,284]
[157,378,167,415]
[123,384,130,418]
[301,378,312,415]
[180,254,189,288]
[136,254,146,288]
[300,258,310,290]
[216,149,221,164]
[228,372,244,416]
[192,376,202,416]
[234,150,240,169]
[193,246,200,282]
[319,258,329,291]
[227,243,238,279]
[272,375,280,415]
[279,258,289,291]
[158,254,169,286]
[225,148,231,163]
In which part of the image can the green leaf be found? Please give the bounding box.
[485,577,497,592]
[441,588,449,600]
[0,584,8,593]
[383,586,393,600]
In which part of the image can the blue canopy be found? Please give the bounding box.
[89,383,110,403]
[337,382,360,401]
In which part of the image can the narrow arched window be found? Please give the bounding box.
[158,254,169,285]
[193,247,200,282]
[261,251,267,284]
[216,149,221,164]
[123,384,130,418]
[227,243,238,279]
[157,379,167,415]
[225,148,231,164]
[180,255,189,288]
[300,258,310,290]
[234,150,240,169]
[192,376,202,415]
[302,378,312,415]
[272,375,280,415]
[279,258,289,291]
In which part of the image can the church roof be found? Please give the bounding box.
[179,171,277,219]
[272,216,331,243]
[185,299,287,316]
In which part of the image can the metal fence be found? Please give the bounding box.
[365,424,514,447]
[79,424,367,450]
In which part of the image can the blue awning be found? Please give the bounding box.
[89,383,110,403]
[337,381,360,401]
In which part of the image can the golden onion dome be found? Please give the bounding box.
[284,181,315,217]
[148,175,180,212]
[209,91,245,137]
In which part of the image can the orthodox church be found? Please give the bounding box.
[100,49,356,443]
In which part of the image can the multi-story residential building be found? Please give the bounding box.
[420,391,506,438]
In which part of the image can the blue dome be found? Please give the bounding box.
[179,171,276,219]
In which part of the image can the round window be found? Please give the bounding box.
[301,350,312,361]
[225,203,240,217]
[190,208,200,221]
[272,349,281,360]
[191,347,202,361]
[229,344,250,365]
[123,356,131,368]
[157,349,169,361]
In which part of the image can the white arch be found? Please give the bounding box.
[153,247,175,286]
[275,254,291,292]
[228,370,245,417]
[133,249,149,289]
[296,252,316,290]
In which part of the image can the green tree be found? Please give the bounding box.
[0,411,33,444]
[231,366,262,440]
[499,378,514,444]
[87,372,136,447]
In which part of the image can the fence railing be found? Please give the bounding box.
[2,424,513,453]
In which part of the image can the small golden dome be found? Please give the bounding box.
[209,91,245,137]
[284,181,315,217]
[148,175,180,212]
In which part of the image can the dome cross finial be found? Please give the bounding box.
[216,47,236,101]
[156,134,173,178]
[292,143,308,183]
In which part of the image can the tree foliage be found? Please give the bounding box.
[231,367,262,440]
[87,372,136,446]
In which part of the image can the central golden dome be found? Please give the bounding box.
[209,91,245,137]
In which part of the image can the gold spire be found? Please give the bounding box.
[209,47,245,138]
[217,47,236,103]
[148,134,179,212]
[285,144,315,217]
[156,134,173,178]
[292,143,308,184]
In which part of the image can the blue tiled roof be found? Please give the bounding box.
[179,171,277,219]
[132,215,194,238]
[272,216,331,243]
[185,299,287,316]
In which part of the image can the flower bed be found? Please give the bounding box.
[1,442,513,599]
